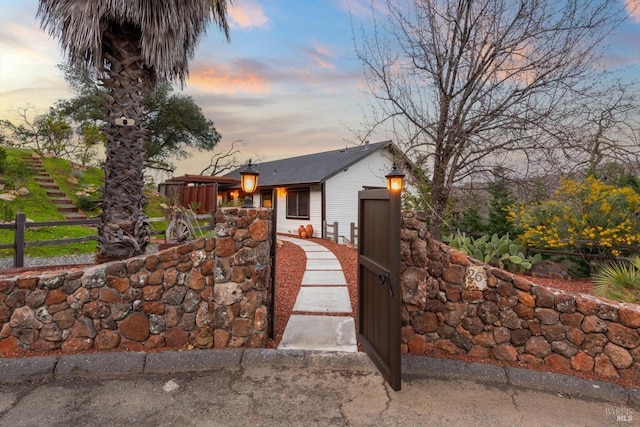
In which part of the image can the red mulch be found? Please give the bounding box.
[267,240,305,348]
[512,273,595,295]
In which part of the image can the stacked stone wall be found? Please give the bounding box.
[400,210,640,381]
[0,207,272,354]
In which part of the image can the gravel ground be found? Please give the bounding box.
[0,244,159,270]
[0,254,96,269]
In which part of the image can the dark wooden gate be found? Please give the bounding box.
[357,189,402,391]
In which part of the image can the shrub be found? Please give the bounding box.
[510,176,640,258]
[445,232,542,273]
[4,158,34,189]
[0,200,15,222]
[592,256,640,303]
[485,173,518,236]
[0,147,7,174]
[453,204,486,235]
[75,195,100,212]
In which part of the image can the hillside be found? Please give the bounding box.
[0,146,166,257]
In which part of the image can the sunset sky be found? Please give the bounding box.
[1,0,639,177]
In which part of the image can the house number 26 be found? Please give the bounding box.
[464,265,487,291]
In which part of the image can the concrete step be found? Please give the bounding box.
[292,287,352,313]
[57,205,79,213]
[63,212,86,220]
[50,198,72,204]
[301,270,346,286]
[278,315,357,352]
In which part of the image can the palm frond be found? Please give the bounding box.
[37,0,231,84]
[592,257,640,303]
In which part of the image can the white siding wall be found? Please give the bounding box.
[275,187,322,238]
[325,149,394,243]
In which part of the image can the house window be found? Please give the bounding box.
[286,188,310,219]
[261,190,272,208]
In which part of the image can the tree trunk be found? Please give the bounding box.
[429,163,449,241]
[97,25,151,261]
[429,190,447,241]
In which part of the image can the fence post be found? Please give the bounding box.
[332,221,338,243]
[350,222,358,248]
[209,209,216,230]
[14,212,26,268]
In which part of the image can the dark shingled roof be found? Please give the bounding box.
[224,140,395,187]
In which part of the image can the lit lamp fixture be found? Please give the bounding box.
[385,163,405,192]
[240,159,259,207]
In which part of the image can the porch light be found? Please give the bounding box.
[240,159,259,207]
[385,163,405,192]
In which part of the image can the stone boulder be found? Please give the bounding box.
[530,260,570,280]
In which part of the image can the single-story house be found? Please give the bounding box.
[222,140,412,242]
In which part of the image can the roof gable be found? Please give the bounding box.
[224,140,395,187]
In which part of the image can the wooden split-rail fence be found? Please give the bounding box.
[0,212,213,269]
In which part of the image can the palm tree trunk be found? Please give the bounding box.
[97,24,151,261]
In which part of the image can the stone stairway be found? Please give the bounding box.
[22,155,86,220]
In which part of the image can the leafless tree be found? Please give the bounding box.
[550,80,640,175]
[1,105,48,151]
[1,105,81,159]
[354,0,634,239]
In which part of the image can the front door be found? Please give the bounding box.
[357,189,402,391]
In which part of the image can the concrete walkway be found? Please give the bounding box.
[277,236,358,352]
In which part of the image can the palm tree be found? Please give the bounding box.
[37,0,231,261]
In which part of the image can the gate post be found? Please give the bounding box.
[14,212,26,268]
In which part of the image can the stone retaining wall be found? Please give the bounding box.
[400,211,640,381]
[0,207,272,355]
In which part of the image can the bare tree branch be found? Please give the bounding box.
[200,139,247,176]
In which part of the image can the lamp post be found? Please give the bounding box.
[385,163,405,192]
[240,159,259,208]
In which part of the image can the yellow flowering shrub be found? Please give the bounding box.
[510,176,640,257]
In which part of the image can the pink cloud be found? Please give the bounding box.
[188,63,270,94]
[305,42,335,70]
[627,0,640,22]
[228,1,270,29]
